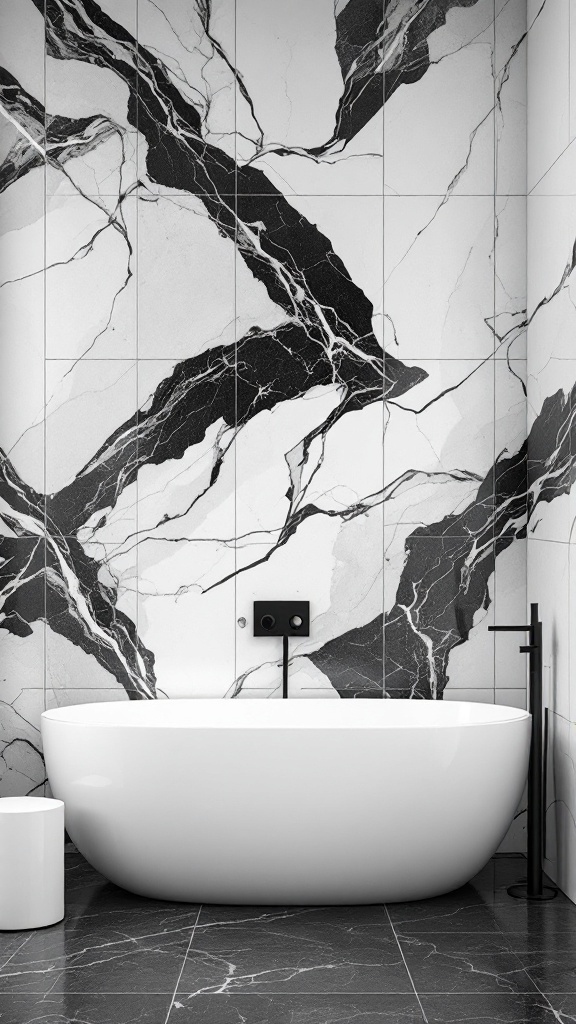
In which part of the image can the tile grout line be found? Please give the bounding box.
[135,0,140,654]
[42,0,48,738]
[527,136,575,196]
[16,989,576,996]
[234,0,238,697]
[384,905,429,1022]
[382,0,385,698]
[41,356,529,362]
[54,191,534,197]
[163,903,203,1024]
[11,989,576,996]
[492,0,497,707]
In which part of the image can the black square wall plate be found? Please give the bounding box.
[253,601,310,637]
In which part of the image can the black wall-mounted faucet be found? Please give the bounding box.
[253,601,310,698]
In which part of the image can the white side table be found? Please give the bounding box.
[0,797,65,930]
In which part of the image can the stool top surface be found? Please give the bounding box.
[0,797,63,814]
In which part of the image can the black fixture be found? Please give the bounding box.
[253,601,310,698]
[489,603,557,901]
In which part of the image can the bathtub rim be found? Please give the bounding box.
[41,697,530,730]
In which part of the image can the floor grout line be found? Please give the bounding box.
[0,935,33,977]
[163,904,203,1024]
[385,905,429,1023]
[6,990,576,996]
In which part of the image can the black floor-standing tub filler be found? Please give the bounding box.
[489,603,558,900]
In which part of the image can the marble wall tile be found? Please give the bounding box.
[236,393,383,696]
[236,0,382,195]
[0,170,45,493]
[45,360,137,512]
[527,0,570,191]
[527,196,576,544]
[528,539,570,721]
[384,534,495,699]
[0,539,46,797]
[495,0,528,196]
[45,194,137,360]
[137,192,236,359]
[571,2,576,141]
[0,686,45,797]
[135,357,236,699]
[384,197,495,360]
[443,689,494,702]
[384,0,495,197]
[545,711,576,903]
[0,0,45,502]
[0,641,45,798]
[45,687,129,709]
[45,0,138,197]
[493,538,528,690]
[0,1,44,105]
[497,689,527,709]
[45,539,140,699]
[530,138,576,196]
[137,0,236,191]
[494,196,527,360]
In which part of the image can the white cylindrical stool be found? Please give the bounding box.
[0,797,65,930]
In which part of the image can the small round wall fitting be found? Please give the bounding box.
[260,614,275,631]
[507,882,558,900]
[289,615,303,629]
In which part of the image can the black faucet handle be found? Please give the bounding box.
[488,623,530,632]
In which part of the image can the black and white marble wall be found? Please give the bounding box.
[525,0,576,904]
[0,0,541,797]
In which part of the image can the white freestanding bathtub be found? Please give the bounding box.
[41,699,530,905]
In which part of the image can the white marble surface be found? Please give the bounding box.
[0,0,536,822]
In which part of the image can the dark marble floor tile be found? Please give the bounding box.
[491,895,576,936]
[468,855,530,901]
[388,887,500,934]
[398,933,538,995]
[502,930,576,954]
[0,992,171,1023]
[167,993,425,1023]
[420,993,565,1023]
[516,951,576,993]
[543,994,576,1021]
[177,904,413,995]
[0,902,200,994]
[62,852,191,923]
[0,934,31,972]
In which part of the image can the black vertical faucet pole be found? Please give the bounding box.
[282,635,289,700]
[523,604,543,896]
[489,603,557,900]
[253,602,310,700]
